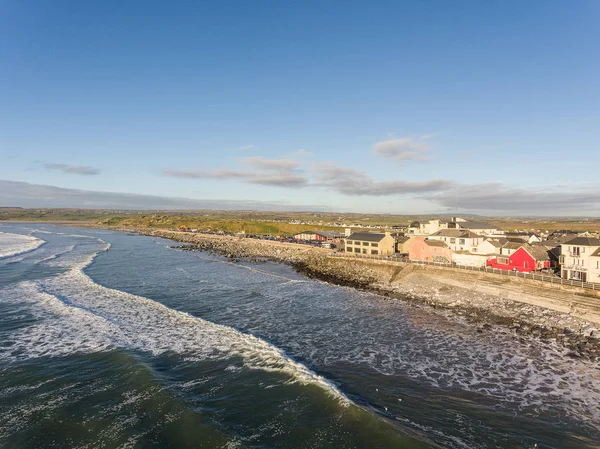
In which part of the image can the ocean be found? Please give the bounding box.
[1,224,599,448]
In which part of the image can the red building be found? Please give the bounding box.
[486,244,551,273]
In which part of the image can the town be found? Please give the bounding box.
[168,215,600,285]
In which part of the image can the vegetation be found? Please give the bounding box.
[2,208,600,233]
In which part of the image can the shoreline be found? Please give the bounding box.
[99,226,600,359]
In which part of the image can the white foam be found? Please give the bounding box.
[0,232,45,259]
[0,239,348,403]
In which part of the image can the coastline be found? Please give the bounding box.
[99,226,600,359]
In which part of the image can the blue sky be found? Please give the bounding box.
[1,0,599,214]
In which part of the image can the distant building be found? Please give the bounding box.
[345,232,395,256]
[447,220,504,237]
[408,238,453,263]
[560,236,600,282]
[294,230,343,242]
[406,219,449,236]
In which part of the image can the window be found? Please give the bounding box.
[459,239,465,245]
[573,247,580,256]
[450,238,456,244]
[371,250,378,255]
[582,247,586,253]
[354,248,360,253]
[362,248,367,254]
[371,242,378,247]
[497,257,509,264]
[363,242,369,246]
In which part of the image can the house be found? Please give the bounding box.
[486,244,553,273]
[472,238,508,255]
[408,238,453,263]
[447,220,504,236]
[560,236,600,282]
[499,241,523,256]
[590,248,600,283]
[406,219,449,236]
[427,229,483,252]
[395,236,412,255]
[345,232,396,256]
[293,230,343,243]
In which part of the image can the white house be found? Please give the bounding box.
[472,238,507,255]
[427,229,483,252]
[407,219,449,236]
[560,236,600,282]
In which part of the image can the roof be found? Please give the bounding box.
[521,244,550,261]
[314,231,343,238]
[424,240,448,247]
[347,232,387,242]
[561,236,600,247]
[452,221,500,230]
[484,238,508,248]
[592,248,600,257]
[503,242,523,250]
[430,229,480,238]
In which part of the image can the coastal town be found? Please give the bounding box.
[175,216,600,286]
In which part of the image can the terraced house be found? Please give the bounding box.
[560,236,600,282]
[344,232,395,256]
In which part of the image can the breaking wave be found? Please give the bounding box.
[0,232,45,259]
[0,236,348,403]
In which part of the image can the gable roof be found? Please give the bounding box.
[484,238,508,248]
[520,244,551,261]
[592,248,600,257]
[431,229,480,238]
[561,236,600,246]
[502,242,524,250]
[347,232,386,242]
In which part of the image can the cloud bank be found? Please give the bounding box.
[0,180,323,211]
[162,156,308,188]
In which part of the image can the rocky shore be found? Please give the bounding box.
[104,227,600,360]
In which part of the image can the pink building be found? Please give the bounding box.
[408,238,453,263]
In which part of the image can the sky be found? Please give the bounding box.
[1,0,599,215]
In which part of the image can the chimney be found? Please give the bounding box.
[345,228,352,237]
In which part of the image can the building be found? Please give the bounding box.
[590,248,600,283]
[427,229,483,252]
[406,219,449,236]
[408,238,453,263]
[486,244,553,273]
[472,238,508,255]
[560,236,600,282]
[447,220,504,236]
[294,230,343,243]
[345,232,396,256]
[499,241,523,256]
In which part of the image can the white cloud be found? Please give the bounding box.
[313,162,454,196]
[290,149,314,158]
[162,157,308,188]
[42,162,101,175]
[372,138,432,162]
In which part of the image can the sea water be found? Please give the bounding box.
[1,224,599,448]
